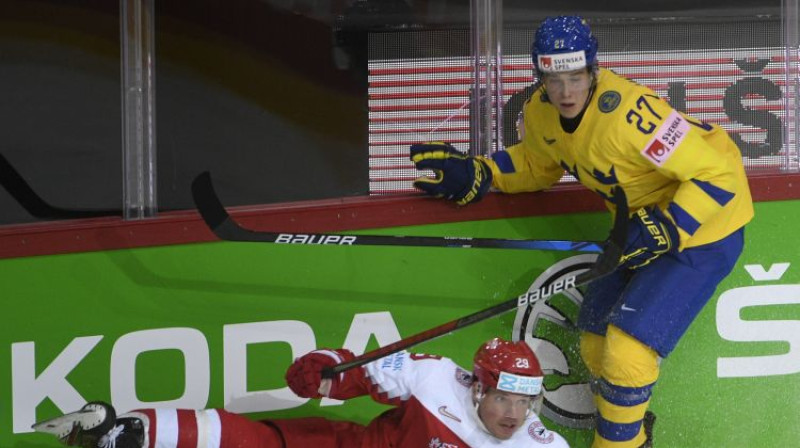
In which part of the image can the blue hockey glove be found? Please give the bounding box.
[410,142,492,206]
[620,206,679,269]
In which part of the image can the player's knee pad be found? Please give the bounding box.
[580,330,605,378]
[601,325,660,388]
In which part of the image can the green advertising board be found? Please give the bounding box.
[2,200,798,447]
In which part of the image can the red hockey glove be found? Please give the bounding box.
[620,206,679,269]
[285,349,348,398]
[410,142,492,206]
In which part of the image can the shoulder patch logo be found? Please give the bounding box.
[528,421,555,444]
[454,367,473,388]
[598,91,621,113]
[641,110,690,166]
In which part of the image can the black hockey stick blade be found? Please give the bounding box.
[321,186,628,378]
[0,152,119,219]
[191,171,605,253]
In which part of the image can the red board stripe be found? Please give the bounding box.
[369,56,787,76]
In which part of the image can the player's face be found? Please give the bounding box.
[477,388,534,440]
[543,69,593,118]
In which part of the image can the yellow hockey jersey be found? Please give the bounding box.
[485,68,753,249]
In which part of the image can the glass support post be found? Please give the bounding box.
[469,0,504,157]
[784,0,800,172]
[120,0,157,219]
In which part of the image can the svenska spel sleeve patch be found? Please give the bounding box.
[641,110,690,166]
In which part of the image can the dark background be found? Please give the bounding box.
[0,0,780,225]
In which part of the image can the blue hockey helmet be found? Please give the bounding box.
[531,16,598,75]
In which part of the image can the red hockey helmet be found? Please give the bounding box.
[473,338,544,396]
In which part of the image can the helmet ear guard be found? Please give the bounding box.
[472,381,486,403]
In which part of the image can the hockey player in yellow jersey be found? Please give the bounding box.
[410,15,753,448]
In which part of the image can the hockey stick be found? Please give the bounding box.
[321,186,628,378]
[0,153,118,219]
[191,171,604,253]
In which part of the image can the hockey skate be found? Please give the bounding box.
[32,401,144,448]
[638,411,656,448]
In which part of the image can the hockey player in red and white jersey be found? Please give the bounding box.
[34,338,569,448]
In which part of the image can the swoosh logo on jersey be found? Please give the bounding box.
[543,136,557,145]
[621,304,637,312]
[438,406,462,422]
